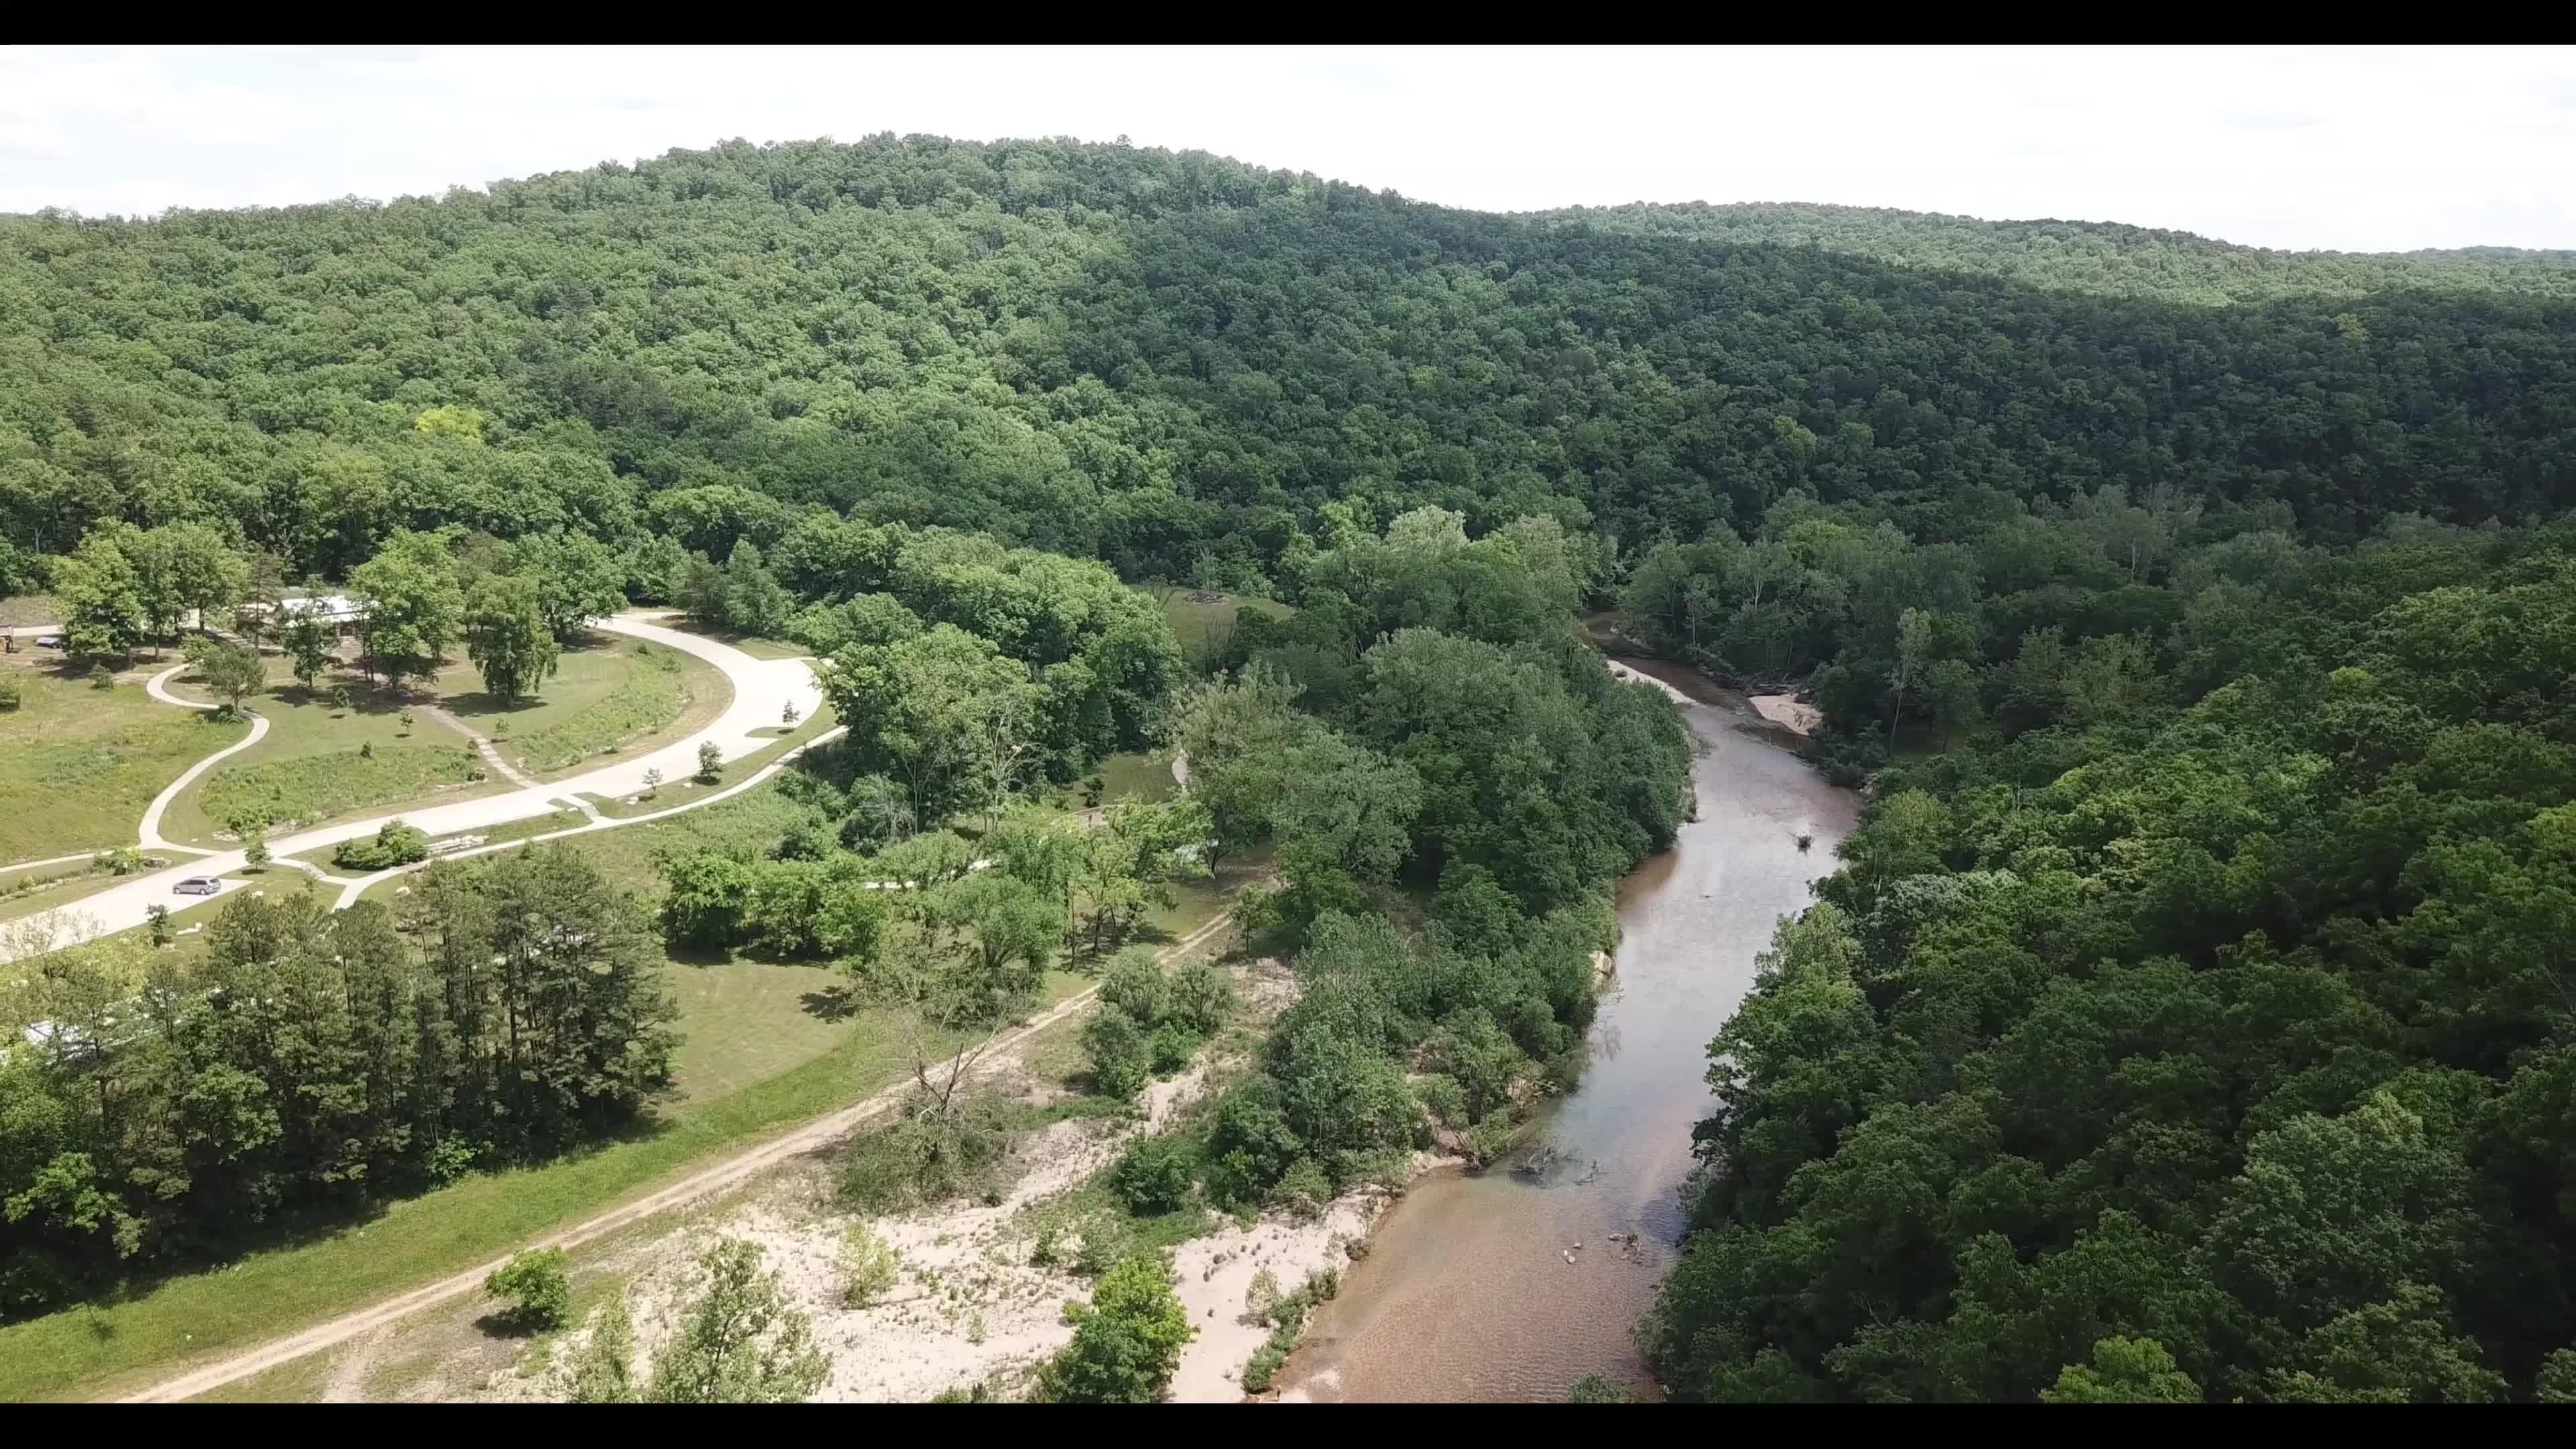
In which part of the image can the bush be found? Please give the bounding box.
[1464,1114,1521,1168]
[1163,959,1234,1035]
[1414,1073,1468,1128]
[1039,1254,1193,1403]
[696,739,722,783]
[1081,1005,1152,1099]
[1269,1157,1333,1220]
[1245,1267,1283,1324]
[839,1089,1018,1213]
[1074,1214,1131,1277]
[1148,1020,1199,1075]
[1100,947,1170,1023]
[835,1225,900,1307]
[0,675,20,710]
[333,818,431,871]
[484,1248,572,1332]
[1108,1134,1196,1216]
[1568,1373,1636,1403]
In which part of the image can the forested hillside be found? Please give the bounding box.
[7,134,2576,608]
[5,136,2576,1401]
[1534,201,2576,303]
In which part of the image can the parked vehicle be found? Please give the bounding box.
[34,635,64,649]
[173,876,223,896]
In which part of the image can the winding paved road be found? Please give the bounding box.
[0,613,821,963]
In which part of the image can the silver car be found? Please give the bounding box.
[173,875,223,896]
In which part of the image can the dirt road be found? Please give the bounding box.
[114,908,1241,1404]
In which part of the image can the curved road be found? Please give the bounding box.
[0,613,821,963]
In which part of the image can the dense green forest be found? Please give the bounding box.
[1537,201,2576,303]
[5,135,2576,1399]
[7,134,2576,608]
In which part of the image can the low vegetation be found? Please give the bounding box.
[0,671,249,861]
[201,744,484,840]
[484,1249,572,1334]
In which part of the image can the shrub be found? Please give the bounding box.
[1269,1157,1333,1220]
[1038,1254,1193,1403]
[696,739,722,783]
[1245,1267,1282,1323]
[93,847,144,876]
[334,818,431,871]
[1163,959,1234,1035]
[835,1225,900,1307]
[1568,1373,1635,1403]
[1100,947,1170,1023]
[0,675,20,710]
[484,1248,572,1332]
[838,1090,1018,1214]
[641,766,664,798]
[1081,1005,1152,1099]
[87,663,113,690]
[1109,1134,1196,1216]
[1415,1073,1468,1128]
[1148,1020,1199,1075]
[1074,1214,1130,1277]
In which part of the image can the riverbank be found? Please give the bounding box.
[1266,656,1857,1403]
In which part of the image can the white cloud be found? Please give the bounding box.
[1,44,2571,252]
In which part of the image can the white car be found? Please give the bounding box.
[34,634,64,649]
[173,875,223,896]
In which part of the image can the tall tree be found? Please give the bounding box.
[463,572,561,703]
[349,529,464,692]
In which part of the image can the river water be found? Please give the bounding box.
[1273,659,1857,1403]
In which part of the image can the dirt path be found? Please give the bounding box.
[413,704,544,789]
[115,908,1242,1404]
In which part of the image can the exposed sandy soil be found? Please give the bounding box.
[484,955,1315,1405]
[1748,694,1822,735]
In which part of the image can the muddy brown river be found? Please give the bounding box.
[1274,659,1857,1403]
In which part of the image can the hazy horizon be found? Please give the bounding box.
[5,45,2574,254]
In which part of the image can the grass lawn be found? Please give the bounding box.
[0,593,63,627]
[443,635,729,779]
[0,665,251,863]
[159,655,500,847]
[577,707,839,819]
[0,968,1089,1403]
[1150,585,1291,668]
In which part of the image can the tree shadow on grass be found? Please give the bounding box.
[800,984,862,1023]
[663,938,733,968]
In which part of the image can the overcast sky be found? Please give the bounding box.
[4,44,2573,253]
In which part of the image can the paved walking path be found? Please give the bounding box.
[0,613,822,963]
[137,661,272,852]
